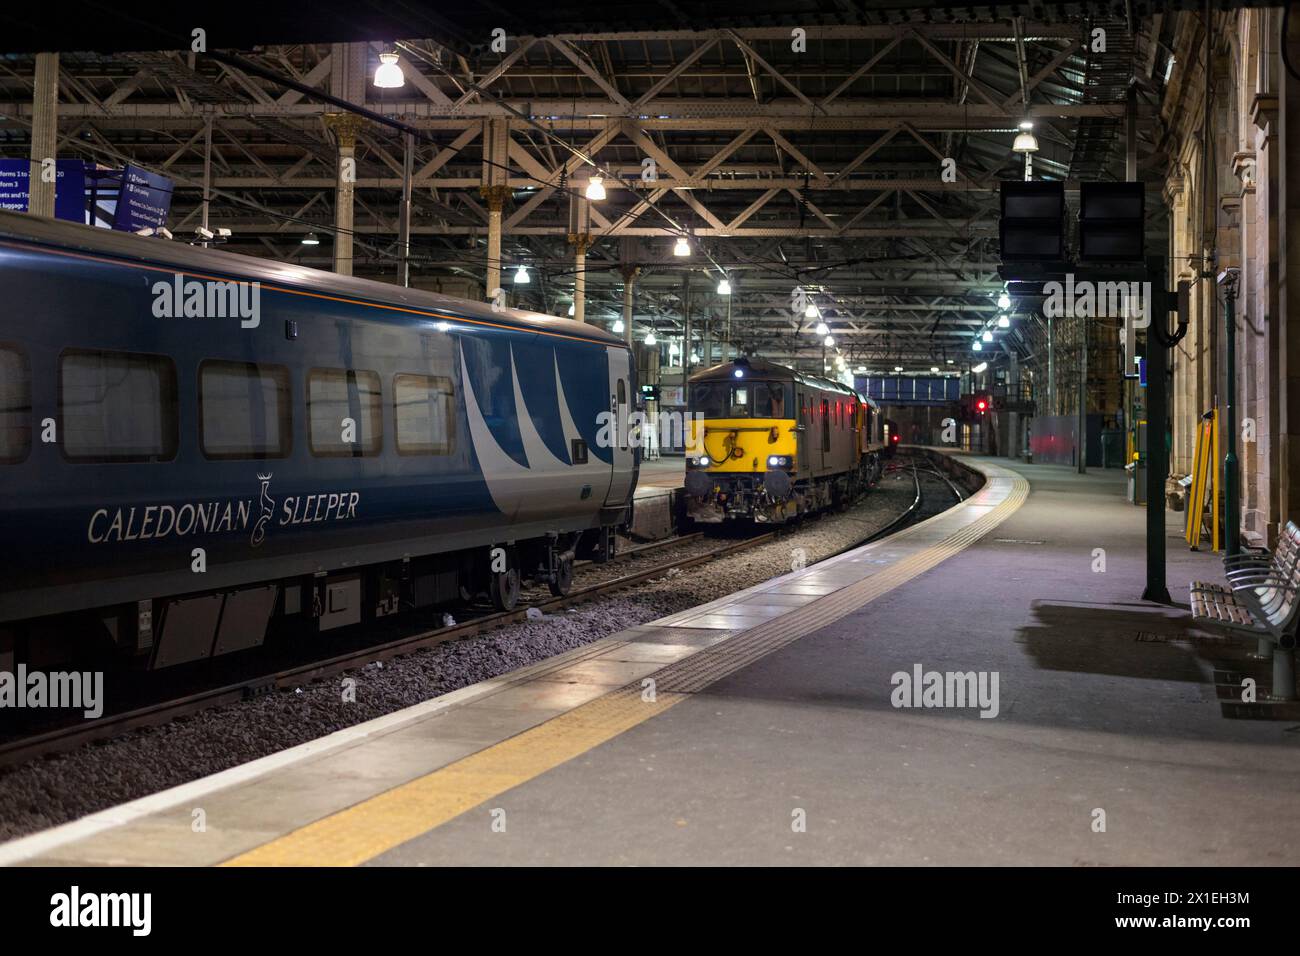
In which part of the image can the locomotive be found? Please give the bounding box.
[682,357,885,523]
[0,210,638,670]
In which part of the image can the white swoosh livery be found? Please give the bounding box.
[460,342,610,521]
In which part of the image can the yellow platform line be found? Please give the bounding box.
[222,688,687,867]
[223,465,1028,867]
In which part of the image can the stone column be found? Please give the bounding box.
[28,52,58,218]
[1279,25,1300,529]
[570,234,591,323]
[1007,351,1021,460]
[1251,10,1282,543]
[480,185,510,302]
[681,274,692,378]
[480,118,511,302]
[324,113,366,277]
[568,192,591,323]
[621,265,639,347]
[1165,173,1193,474]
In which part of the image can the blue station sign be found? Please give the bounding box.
[0,158,87,222]
[112,164,174,232]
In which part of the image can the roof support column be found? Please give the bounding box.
[28,52,58,218]
[201,114,213,234]
[324,113,365,276]
[398,130,413,287]
[480,118,511,302]
[682,273,692,379]
[571,238,591,323]
[569,192,591,323]
[621,265,639,348]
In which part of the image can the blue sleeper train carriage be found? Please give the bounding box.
[0,210,639,670]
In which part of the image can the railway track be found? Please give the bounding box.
[864,452,970,543]
[0,529,769,769]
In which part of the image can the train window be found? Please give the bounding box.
[394,374,455,456]
[690,382,735,418]
[752,383,790,418]
[308,368,383,457]
[60,349,178,462]
[820,398,831,452]
[0,345,31,463]
[199,361,291,460]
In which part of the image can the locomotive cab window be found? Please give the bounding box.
[752,382,789,418]
[690,383,729,417]
[691,381,792,419]
[309,368,383,458]
[394,374,455,455]
[199,360,291,460]
[60,349,178,462]
[0,345,31,462]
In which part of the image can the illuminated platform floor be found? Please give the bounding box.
[632,456,684,496]
[5,455,1298,867]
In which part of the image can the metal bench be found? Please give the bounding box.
[1190,520,1300,701]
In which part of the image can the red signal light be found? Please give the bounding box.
[976,399,988,412]
[892,434,900,443]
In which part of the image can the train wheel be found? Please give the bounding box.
[548,555,574,597]
[489,566,521,611]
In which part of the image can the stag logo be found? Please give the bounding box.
[251,472,275,548]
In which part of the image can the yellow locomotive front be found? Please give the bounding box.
[683,357,802,523]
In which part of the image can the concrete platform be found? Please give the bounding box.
[5,455,1296,867]
[633,456,684,496]
[629,457,684,539]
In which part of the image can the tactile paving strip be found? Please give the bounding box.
[652,473,1029,694]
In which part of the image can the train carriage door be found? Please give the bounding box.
[819,396,831,473]
[796,390,811,473]
[604,347,635,506]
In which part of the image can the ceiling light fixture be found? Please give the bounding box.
[373,52,405,89]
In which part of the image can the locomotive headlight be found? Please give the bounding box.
[767,455,790,467]
[699,456,711,467]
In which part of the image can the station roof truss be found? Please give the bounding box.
[0,13,1179,367]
